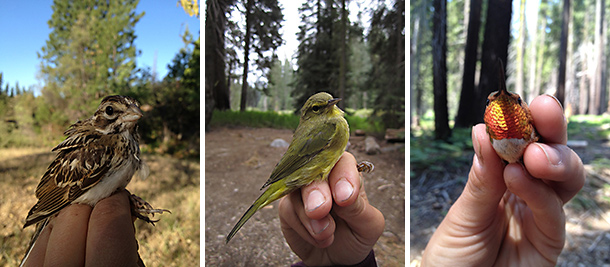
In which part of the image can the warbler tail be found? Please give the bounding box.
[226,183,289,243]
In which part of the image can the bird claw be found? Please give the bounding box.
[129,193,170,225]
[357,161,375,173]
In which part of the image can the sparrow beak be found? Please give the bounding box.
[328,98,341,106]
[123,104,143,122]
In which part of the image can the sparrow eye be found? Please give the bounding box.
[105,106,114,116]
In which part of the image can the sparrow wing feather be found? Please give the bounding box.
[25,129,113,228]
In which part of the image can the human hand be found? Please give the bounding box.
[279,152,385,266]
[422,95,585,266]
[23,190,141,267]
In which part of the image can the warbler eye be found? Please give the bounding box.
[312,105,321,112]
[105,106,114,116]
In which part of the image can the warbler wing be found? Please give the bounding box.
[261,122,337,189]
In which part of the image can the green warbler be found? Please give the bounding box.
[226,92,350,243]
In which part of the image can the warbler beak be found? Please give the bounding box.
[328,98,341,106]
[123,104,143,122]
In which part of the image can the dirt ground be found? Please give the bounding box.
[410,126,610,266]
[205,127,405,266]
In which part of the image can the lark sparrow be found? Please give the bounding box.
[21,95,167,266]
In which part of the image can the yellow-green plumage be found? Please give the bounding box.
[226,92,349,243]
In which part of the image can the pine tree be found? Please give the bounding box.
[39,0,143,122]
[293,0,341,110]
[238,0,283,111]
[367,0,405,129]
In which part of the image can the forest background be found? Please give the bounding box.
[204,0,406,265]
[0,0,201,266]
[411,0,610,265]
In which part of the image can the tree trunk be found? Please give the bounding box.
[599,16,608,114]
[565,1,574,115]
[476,0,512,122]
[339,0,346,109]
[433,0,451,140]
[556,0,570,106]
[532,14,546,102]
[205,0,232,130]
[454,0,482,128]
[526,6,538,104]
[515,0,526,98]
[240,0,253,112]
[591,0,605,114]
[410,3,421,129]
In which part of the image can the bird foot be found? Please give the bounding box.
[129,193,171,225]
[357,161,375,173]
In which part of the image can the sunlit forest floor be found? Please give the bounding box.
[205,127,405,266]
[0,148,200,266]
[410,115,610,266]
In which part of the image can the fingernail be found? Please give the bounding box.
[545,94,567,124]
[335,178,354,203]
[544,94,564,111]
[306,190,325,212]
[472,126,484,164]
[535,143,562,166]
[310,217,329,234]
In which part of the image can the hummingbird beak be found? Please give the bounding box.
[328,98,341,106]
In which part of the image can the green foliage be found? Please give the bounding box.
[39,0,143,122]
[346,33,372,110]
[267,58,295,111]
[293,0,342,109]
[568,115,610,141]
[135,35,200,157]
[366,0,405,130]
[209,109,383,134]
[209,110,300,129]
[410,125,473,176]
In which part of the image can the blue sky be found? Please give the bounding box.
[0,1,200,93]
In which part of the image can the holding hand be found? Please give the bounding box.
[422,94,585,266]
[279,152,385,266]
[23,190,141,267]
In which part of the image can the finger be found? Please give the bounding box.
[529,94,567,145]
[86,190,139,266]
[332,185,384,246]
[23,219,52,267]
[329,152,360,207]
[280,191,335,248]
[301,179,332,220]
[449,124,506,226]
[44,204,91,267]
[279,193,314,246]
[504,164,566,243]
[523,143,585,204]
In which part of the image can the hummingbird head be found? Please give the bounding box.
[301,92,343,121]
[484,61,535,141]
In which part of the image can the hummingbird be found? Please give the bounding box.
[483,61,538,163]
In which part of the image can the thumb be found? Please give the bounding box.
[449,124,506,226]
[328,152,384,245]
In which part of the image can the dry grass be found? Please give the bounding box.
[0,148,200,266]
